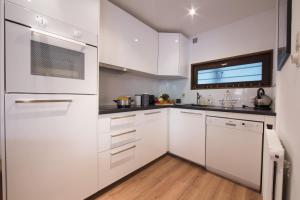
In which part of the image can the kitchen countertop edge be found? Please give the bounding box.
[99,105,276,116]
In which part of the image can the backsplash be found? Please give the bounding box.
[100,69,275,108]
[159,79,275,108]
[99,68,161,105]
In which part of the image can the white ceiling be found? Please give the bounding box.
[108,0,275,37]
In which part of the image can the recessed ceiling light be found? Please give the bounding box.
[188,7,197,16]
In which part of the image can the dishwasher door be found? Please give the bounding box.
[206,116,263,191]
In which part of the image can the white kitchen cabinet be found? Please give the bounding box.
[169,108,206,165]
[100,0,158,74]
[98,141,141,189]
[158,33,189,77]
[138,109,168,167]
[6,0,99,35]
[5,94,98,200]
[97,109,167,189]
[97,111,141,190]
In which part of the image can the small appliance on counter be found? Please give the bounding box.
[140,94,156,107]
[135,94,142,106]
[254,88,272,110]
[141,94,150,107]
[113,96,133,108]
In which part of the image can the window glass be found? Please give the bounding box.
[197,62,262,85]
[31,41,85,80]
[191,50,273,89]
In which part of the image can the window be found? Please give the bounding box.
[191,50,273,89]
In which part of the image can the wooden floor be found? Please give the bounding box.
[95,155,262,200]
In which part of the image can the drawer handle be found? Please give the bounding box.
[111,114,136,120]
[144,111,161,115]
[225,123,237,127]
[111,145,136,156]
[111,130,136,137]
[181,111,202,115]
[15,99,73,104]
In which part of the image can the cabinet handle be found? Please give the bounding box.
[144,111,161,115]
[15,99,73,104]
[111,114,136,120]
[181,111,202,115]
[111,145,136,156]
[111,130,136,137]
[225,123,237,127]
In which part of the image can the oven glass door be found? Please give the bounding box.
[5,21,97,94]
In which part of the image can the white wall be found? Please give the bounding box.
[0,0,5,198]
[276,0,300,199]
[161,8,277,107]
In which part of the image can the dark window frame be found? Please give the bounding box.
[191,50,273,90]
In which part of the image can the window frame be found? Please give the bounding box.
[191,50,273,90]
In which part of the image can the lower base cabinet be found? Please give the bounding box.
[5,94,98,200]
[169,108,206,166]
[138,109,168,167]
[97,109,168,190]
[98,141,141,189]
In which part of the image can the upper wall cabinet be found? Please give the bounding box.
[100,0,158,74]
[6,0,99,35]
[158,33,189,77]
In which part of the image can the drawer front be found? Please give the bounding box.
[98,118,111,134]
[110,113,136,130]
[98,128,138,152]
[98,141,140,189]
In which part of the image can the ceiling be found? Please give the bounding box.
[108,0,275,37]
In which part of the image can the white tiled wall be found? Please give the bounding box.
[99,68,161,105]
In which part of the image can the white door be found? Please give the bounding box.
[100,0,158,74]
[158,33,180,76]
[169,109,206,165]
[138,110,168,166]
[5,94,98,200]
[5,21,98,94]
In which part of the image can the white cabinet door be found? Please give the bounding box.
[138,109,168,167]
[169,108,206,165]
[158,33,180,76]
[179,34,189,77]
[100,0,158,74]
[6,0,99,35]
[5,94,98,200]
[158,33,188,77]
[98,141,141,190]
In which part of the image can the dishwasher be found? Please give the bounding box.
[206,116,264,191]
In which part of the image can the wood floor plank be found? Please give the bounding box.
[95,155,262,200]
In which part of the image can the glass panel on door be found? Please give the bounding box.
[31,40,85,80]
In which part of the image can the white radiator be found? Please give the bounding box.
[262,129,284,200]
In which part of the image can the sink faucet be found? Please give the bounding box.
[196,92,202,105]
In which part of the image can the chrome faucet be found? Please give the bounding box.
[196,92,202,105]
